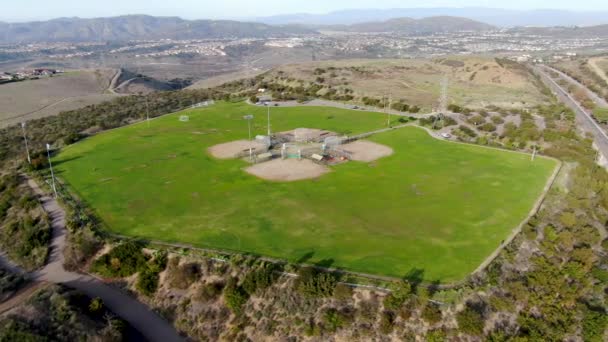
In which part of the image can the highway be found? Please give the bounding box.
[534,65,608,160]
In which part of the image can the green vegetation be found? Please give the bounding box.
[0,173,50,270]
[91,240,147,278]
[0,285,128,341]
[592,107,608,123]
[53,101,557,281]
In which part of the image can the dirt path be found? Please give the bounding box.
[588,57,608,85]
[18,177,184,342]
[0,281,50,315]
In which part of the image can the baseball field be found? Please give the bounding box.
[53,101,557,281]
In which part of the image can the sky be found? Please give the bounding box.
[2,0,608,22]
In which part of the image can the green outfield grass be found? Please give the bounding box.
[54,101,557,281]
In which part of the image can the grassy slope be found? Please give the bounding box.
[54,102,556,281]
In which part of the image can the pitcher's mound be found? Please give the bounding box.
[341,140,393,162]
[246,159,330,182]
[208,140,268,159]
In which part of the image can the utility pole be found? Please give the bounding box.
[46,144,58,198]
[21,122,31,164]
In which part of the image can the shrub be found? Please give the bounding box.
[582,307,608,342]
[468,115,486,126]
[223,278,249,314]
[379,310,396,334]
[333,283,353,301]
[295,267,337,297]
[197,281,225,302]
[137,267,160,296]
[479,122,497,132]
[167,260,200,289]
[456,306,485,336]
[63,225,102,271]
[241,263,277,296]
[422,303,442,324]
[91,240,147,278]
[322,308,346,332]
[491,116,505,124]
[383,281,412,310]
[88,297,104,313]
[459,125,477,137]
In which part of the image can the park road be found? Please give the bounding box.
[24,177,184,342]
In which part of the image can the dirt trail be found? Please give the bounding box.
[0,177,185,342]
[0,282,50,315]
[588,57,608,85]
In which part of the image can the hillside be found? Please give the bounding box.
[332,16,495,33]
[261,57,548,110]
[0,69,119,127]
[255,7,608,27]
[0,15,314,43]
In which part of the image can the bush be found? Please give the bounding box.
[322,308,348,332]
[166,259,200,289]
[379,310,396,334]
[422,303,442,324]
[197,281,225,302]
[491,116,505,125]
[479,122,497,132]
[582,307,608,342]
[241,263,277,296]
[456,306,485,336]
[295,267,337,297]
[459,125,477,138]
[91,240,147,278]
[63,225,102,271]
[468,115,486,126]
[383,281,412,310]
[136,267,160,296]
[88,297,104,313]
[333,283,353,301]
[223,278,249,314]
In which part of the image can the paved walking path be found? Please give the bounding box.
[0,177,184,342]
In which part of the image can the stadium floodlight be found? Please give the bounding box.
[46,143,58,198]
[20,122,31,164]
[243,114,254,140]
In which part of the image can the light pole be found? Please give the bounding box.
[386,93,392,127]
[46,143,58,198]
[145,97,150,128]
[244,115,254,140]
[267,105,271,136]
[20,122,31,164]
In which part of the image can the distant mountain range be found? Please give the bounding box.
[0,15,498,43]
[1,14,607,44]
[0,15,313,44]
[253,7,608,28]
[328,16,494,33]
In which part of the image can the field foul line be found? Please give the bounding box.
[471,161,562,275]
